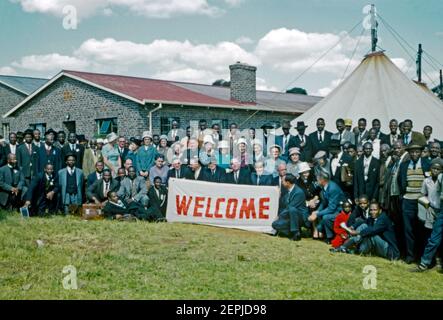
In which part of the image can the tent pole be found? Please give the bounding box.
[416,44,423,83]
[370,4,378,52]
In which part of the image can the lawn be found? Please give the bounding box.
[0,211,442,300]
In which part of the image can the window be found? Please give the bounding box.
[160,117,180,135]
[212,119,229,129]
[30,123,46,135]
[2,123,10,138]
[96,118,118,137]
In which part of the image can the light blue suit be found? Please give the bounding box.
[58,167,84,206]
[317,180,346,239]
[136,145,158,173]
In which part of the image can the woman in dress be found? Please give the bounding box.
[156,135,170,165]
[264,145,285,178]
[287,147,302,178]
[101,132,121,177]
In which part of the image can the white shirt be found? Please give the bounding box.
[96,172,103,180]
[10,144,16,155]
[331,152,343,176]
[363,155,373,181]
[67,167,76,175]
[69,143,76,152]
[317,131,324,142]
[194,167,201,180]
[103,181,110,196]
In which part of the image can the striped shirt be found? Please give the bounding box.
[404,160,425,200]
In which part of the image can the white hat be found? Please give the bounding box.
[298,162,311,173]
[106,132,118,143]
[96,138,104,144]
[289,147,301,156]
[202,128,214,136]
[218,140,229,149]
[237,138,248,146]
[251,139,263,147]
[103,139,108,144]
[142,131,153,139]
[203,135,215,145]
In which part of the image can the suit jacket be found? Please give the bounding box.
[82,148,103,177]
[16,143,39,179]
[401,131,427,147]
[87,172,102,188]
[331,130,355,145]
[290,135,313,162]
[2,143,19,157]
[309,130,333,157]
[37,144,62,174]
[276,185,309,232]
[353,156,380,201]
[275,134,296,159]
[167,128,186,144]
[354,130,369,146]
[382,133,400,147]
[24,172,59,208]
[58,167,84,205]
[329,152,354,190]
[61,144,85,169]
[250,173,273,186]
[167,166,193,184]
[359,212,400,260]
[223,168,252,185]
[136,145,158,172]
[317,181,346,218]
[87,178,120,202]
[117,176,148,203]
[0,165,26,206]
[116,147,129,163]
[398,157,431,196]
[189,168,208,181]
[147,185,168,215]
[203,167,226,183]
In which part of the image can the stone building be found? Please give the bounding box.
[0,75,47,137]
[3,63,321,138]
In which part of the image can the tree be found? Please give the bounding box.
[286,87,308,95]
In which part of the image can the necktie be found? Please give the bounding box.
[28,144,32,155]
[339,133,342,142]
[404,135,408,145]
[319,133,323,143]
[235,172,238,183]
[71,145,75,152]
[176,170,180,179]
[284,136,288,150]
[105,182,109,194]
[412,162,417,170]
[257,176,260,186]
[300,135,304,144]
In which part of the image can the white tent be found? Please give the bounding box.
[288,52,443,139]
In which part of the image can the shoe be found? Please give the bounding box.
[329,248,340,253]
[404,256,415,265]
[290,233,301,241]
[410,263,429,273]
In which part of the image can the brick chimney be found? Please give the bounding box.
[229,62,257,104]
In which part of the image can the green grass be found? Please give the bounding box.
[0,211,442,300]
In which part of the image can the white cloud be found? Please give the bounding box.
[256,77,278,91]
[11,53,91,72]
[0,66,17,75]
[223,0,244,7]
[11,0,232,19]
[235,36,254,45]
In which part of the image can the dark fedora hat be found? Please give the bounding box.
[64,152,77,161]
[296,121,308,130]
[406,144,424,151]
[281,120,292,129]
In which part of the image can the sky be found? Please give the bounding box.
[0,0,442,96]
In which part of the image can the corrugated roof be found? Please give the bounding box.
[0,75,48,95]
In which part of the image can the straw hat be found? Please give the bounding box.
[298,162,311,173]
[106,132,118,143]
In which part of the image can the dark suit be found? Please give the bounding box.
[317,181,346,239]
[250,173,273,186]
[189,168,208,181]
[87,171,102,188]
[223,168,252,185]
[2,143,18,158]
[329,152,354,197]
[401,131,427,147]
[291,134,313,162]
[309,130,332,157]
[272,185,309,236]
[61,144,85,169]
[167,166,193,183]
[354,130,369,146]
[24,172,59,215]
[37,145,62,174]
[103,199,161,221]
[86,179,120,203]
[147,185,168,217]
[353,156,381,201]
[275,134,296,159]
[203,167,226,183]
[0,165,26,208]
[117,147,129,164]
[16,143,39,182]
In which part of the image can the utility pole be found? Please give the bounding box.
[370,4,378,52]
[416,44,423,83]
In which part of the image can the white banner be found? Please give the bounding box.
[166,179,280,233]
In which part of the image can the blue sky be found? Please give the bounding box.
[1,0,442,96]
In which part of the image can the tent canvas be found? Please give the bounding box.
[287,52,443,139]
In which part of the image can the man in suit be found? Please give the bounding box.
[117,136,129,164]
[272,174,309,241]
[33,129,43,149]
[309,171,346,242]
[204,157,226,183]
[147,176,168,218]
[37,129,62,174]
[384,119,401,147]
[347,201,400,261]
[167,120,185,146]
[53,130,66,149]
[398,144,431,263]
[309,118,332,157]
[329,139,354,199]
[0,153,26,210]
[167,157,193,184]
[189,157,207,181]
[251,161,273,186]
[2,132,19,166]
[117,166,149,207]
[273,163,288,211]
[223,158,252,185]
[332,118,355,145]
[83,138,103,178]
[16,129,39,186]
[61,132,85,169]
[87,169,120,205]
[401,119,427,147]
[355,118,369,146]
[103,191,163,221]
[87,161,105,187]
[292,121,313,162]
[275,120,295,160]
[371,119,388,142]
[353,142,380,202]
[58,154,84,214]
[24,163,59,216]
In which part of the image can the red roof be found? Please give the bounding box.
[64,70,244,107]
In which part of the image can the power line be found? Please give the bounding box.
[340,27,367,82]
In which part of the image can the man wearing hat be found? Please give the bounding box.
[167,120,185,146]
[136,131,158,179]
[58,153,84,214]
[116,135,129,164]
[37,129,62,174]
[61,132,85,169]
[309,118,333,158]
[126,137,141,173]
[398,143,431,263]
[275,120,296,160]
[293,121,313,162]
[16,129,39,186]
[332,118,355,146]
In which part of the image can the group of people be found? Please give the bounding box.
[0,116,442,273]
